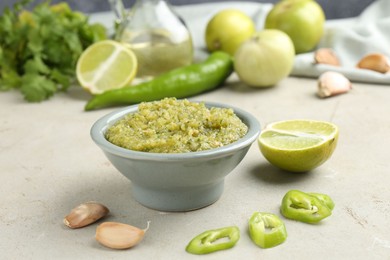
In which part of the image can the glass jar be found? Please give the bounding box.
[109,0,193,80]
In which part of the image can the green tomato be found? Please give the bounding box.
[205,9,255,56]
[234,29,295,87]
[265,0,325,54]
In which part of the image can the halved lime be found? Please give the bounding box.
[76,40,137,94]
[258,119,339,172]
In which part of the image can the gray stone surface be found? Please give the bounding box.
[1,0,376,19]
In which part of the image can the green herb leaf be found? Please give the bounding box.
[21,73,57,102]
[0,0,107,102]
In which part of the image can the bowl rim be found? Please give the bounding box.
[90,100,261,161]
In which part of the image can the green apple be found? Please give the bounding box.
[205,9,255,56]
[265,0,325,54]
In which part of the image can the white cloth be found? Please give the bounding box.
[291,0,390,84]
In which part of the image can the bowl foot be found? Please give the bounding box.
[131,181,224,212]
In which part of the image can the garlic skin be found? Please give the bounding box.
[356,53,390,74]
[96,222,150,249]
[64,202,109,229]
[317,71,352,98]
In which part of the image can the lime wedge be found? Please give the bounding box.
[258,119,339,172]
[76,40,137,94]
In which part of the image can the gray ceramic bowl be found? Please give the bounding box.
[91,101,261,212]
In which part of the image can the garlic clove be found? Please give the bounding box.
[95,222,150,249]
[356,53,390,73]
[64,202,109,229]
[317,71,352,98]
[314,48,341,66]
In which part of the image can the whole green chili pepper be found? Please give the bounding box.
[185,226,240,255]
[85,51,233,111]
[249,212,287,248]
[281,190,333,224]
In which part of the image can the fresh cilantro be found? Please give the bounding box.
[0,0,107,102]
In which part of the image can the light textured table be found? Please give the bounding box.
[1,71,390,259]
[2,2,390,258]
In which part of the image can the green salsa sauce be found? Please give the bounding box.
[105,98,248,153]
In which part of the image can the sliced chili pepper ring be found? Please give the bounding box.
[249,212,287,248]
[308,192,335,211]
[281,190,332,224]
[185,226,240,254]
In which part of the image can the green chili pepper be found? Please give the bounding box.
[85,51,233,111]
[308,192,335,211]
[185,226,240,255]
[249,212,287,248]
[281,190,333,224]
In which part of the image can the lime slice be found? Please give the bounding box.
[76,40,137,94]
[258,119,339,172]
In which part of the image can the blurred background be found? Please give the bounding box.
[0,0,376,20]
